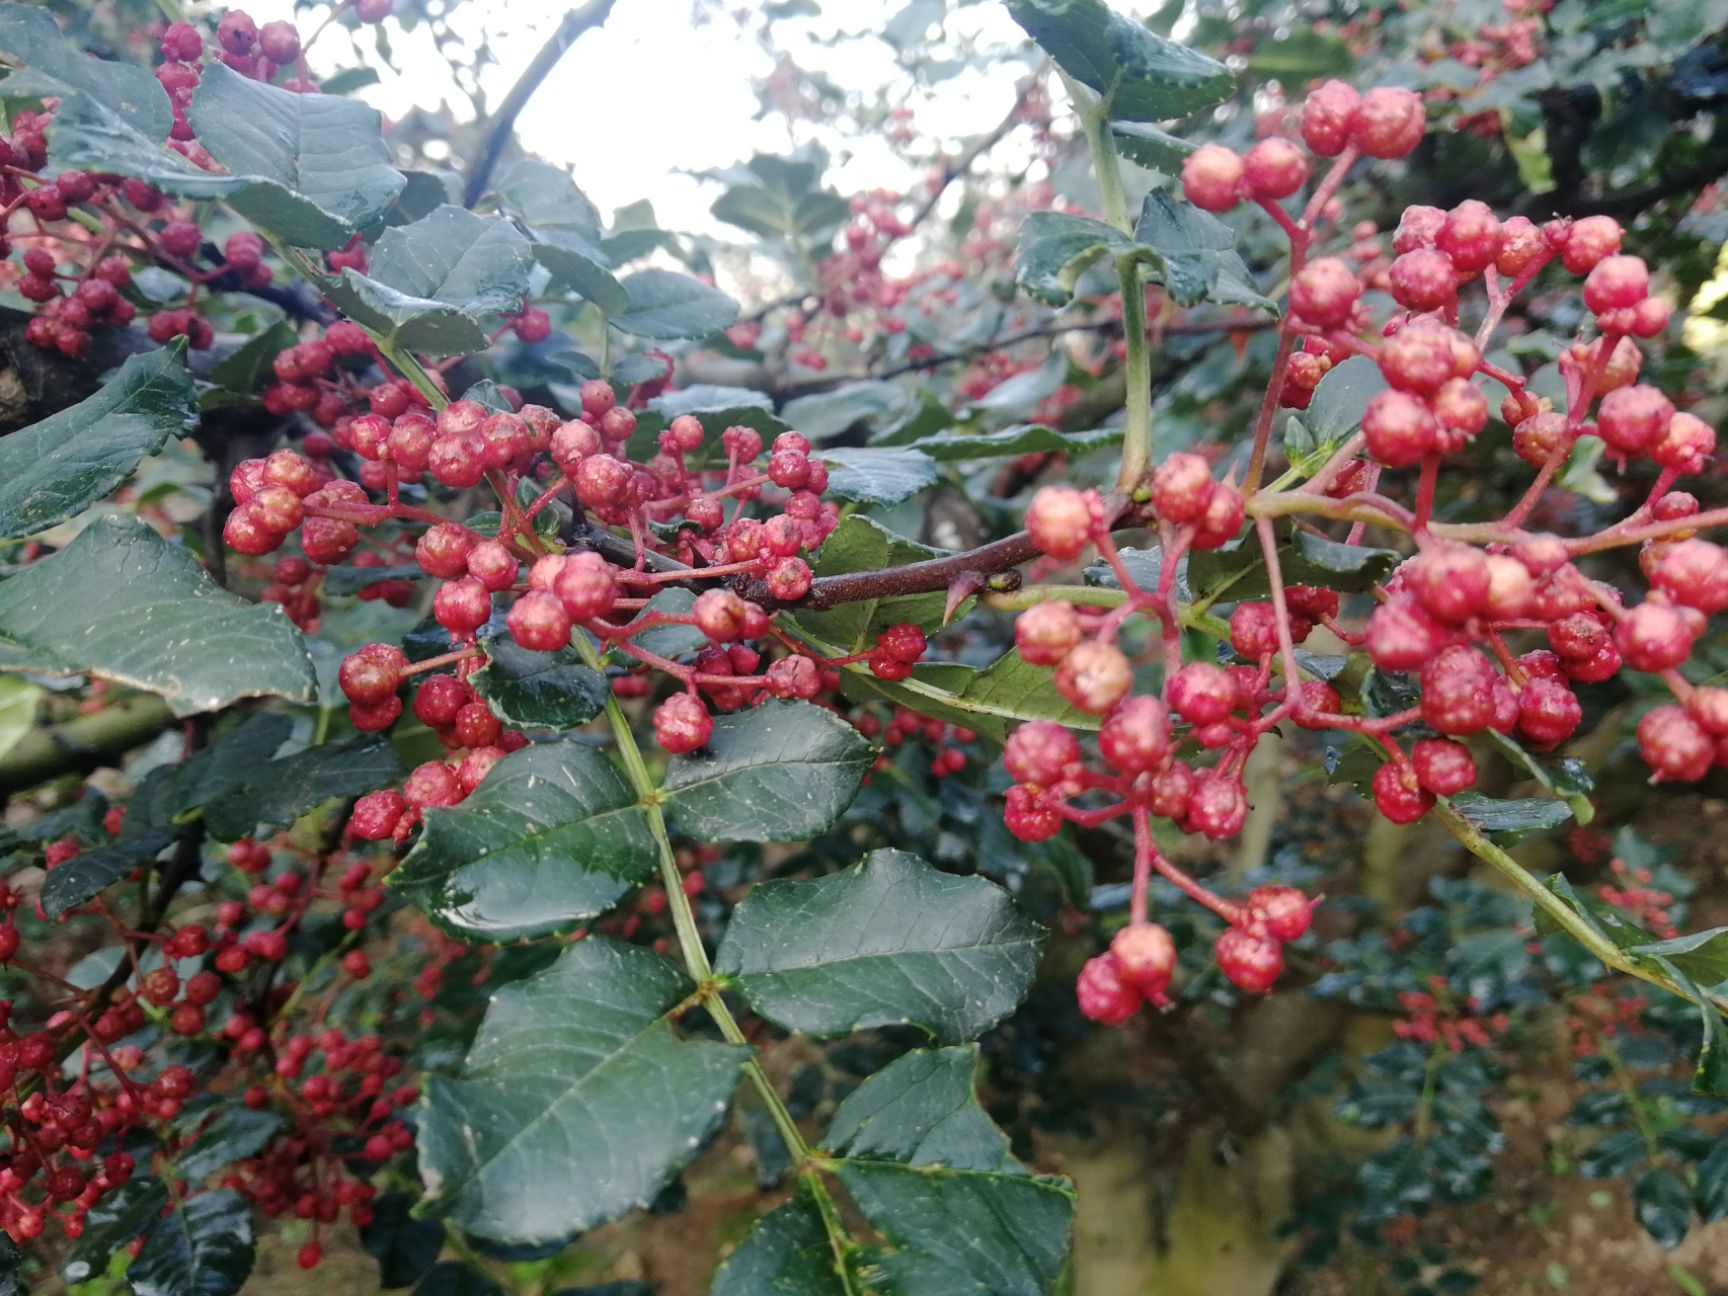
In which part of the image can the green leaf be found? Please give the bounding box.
[0,343,196,539]
[848,649,1097,745]
[715,849,1043,1042]
[41,831,175,920]
[1283,530,1402,590]
[472,638,608,729]
[1015,211,1130,306]
[836,1160,1073,1296]
[709,1191,848,1296]
[418,937,748,1243]
[822,1045,1018,1172]
[819,447,938,504]
[391,739,655,942]
[362,1193,446,1290]
[0,5,172,138]
[1133,189,1275,311]
[1484,731,1596,826]
[713,182,850,244]
[662,700,872,842]
[187,63,404,241]
[1006,0,1233,122]
[532,232,628,315]
[1301,356,1389,446]
[1696,1139,1728,1223]
[1627,927,1728,995]
[1634,1168,1693,1249]
[911,423,1121,463]
[176,1108,284,1183]
[202,737,403,842]
[494,159,602,237]
[328,205,532,357]
[206,320,299,402]
[1108,120,1194,172]
[166,712,295,820]
[414,1264,505,1296]
[0,677,40,763]
[1447,793,1572,836]
[0,514,314,716]
[613,269,739,339]
[783,382,911,442]
[60,1177,170,1285]
[128,1189,256,1296]
[1245,29,1353,79]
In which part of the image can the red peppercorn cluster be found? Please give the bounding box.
[1013,77,1728,1016]
[855,705,977,779]
[1392,978,1510,1051]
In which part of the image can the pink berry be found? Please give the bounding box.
[1054,640,1132,714]
[1404,543,1489,623]
[1645,539,1728,613]
[1150,452,1215,525]
[1004,785,1063,841]
[1583,255,1649,313]
[1025,486,1095,560]
[1637,705,1713,782]
[1004,721,1080,786]
[1241,137,1308,200]
[1372,759,1433,824]
[654,694,713,754]
[1215,929,1283,993]
[1652,412,1715,475]
[1168,662,1234,726]
[1180,145,1243,212]
[1419,645,1498,736]
[1076,953,1141,1025]
[1247,886,1313,942]
[1015,600,1082,666]
[1516,677,1583,749]
[1110,923,1177,998]
[1435,200,1501,276]
[403,760,462,809]
[1387,249,1457,311]
[1597,385,1675,457]
[1301,80,1361,157]
[1098,695,1171,774]
[1351,87,1425,159]
[1186,771,1247,839]
[507,591,572,652]
[1613,600,1696,672]
[1362,389,1439,468]
[1410,738,1476,796]
[433,577,491,635]
[1561,216,1621,275]
[1288,257,1362,328]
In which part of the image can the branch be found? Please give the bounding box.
[902,76,1039,233]
[462,0,620,208]
[0,694,176,798]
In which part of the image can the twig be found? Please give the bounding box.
[461,0,620,208]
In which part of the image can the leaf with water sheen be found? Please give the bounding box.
[0,514,314,716]
[471,638,609,729]
[391,739,656,942]
[822,1045,1019,1172]
[1006,0,1233,121]
[709,1191,848,1296]
[716,849,1043,1042]
[0,343,196,539]
[662,700,873,842]
[128,1189,256,1296]
[417,938,748,1243]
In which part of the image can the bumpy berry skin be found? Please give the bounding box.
[1055,640,1132,714]
[654,694,713,754]
[1181,145,1243,212]
[1187,771,1247,840]
[1004,721,1080,786]
[1150,453,1214,525]
[1098,695,1172,774]
[1420,646,1498,736]
[1168,662,1234,726]
[1301,80,1360,157]
[1387,249,1457,311]
[1562,215,1622,275]
[1366,597,1451,670]
[1372,759,1433,824]
[1242,137,1308,200]
[1004,784,1063,841]
[1638,705,1714,782]
[1247,886,1313,942]
[1614,600,1696,672]
[1111,923,1177,999]
[1076,953,1141,1025]
[1015,600,1082,666]
[1351,87,1425,158]
[1288,258,1362,328]
[1411,738,1477,796]
[507,590,572,652]
[1363,389,1438,468]
[1436,201,1501,276]
[1215,929,1283,993]
[1026,486,1095,559]
[1517,677,1583,749]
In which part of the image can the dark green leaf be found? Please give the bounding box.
[1006,0,1233,121]
[0,514,314,716]
[613,269,739,339]
[176,1108,283,1183]
[662,700,872,842]
[361,1193,445,1290]
[713,183,850,243]
[472,638,608,729]
[783,382,910,441]
[414,1263,504,1296]
[709,1191,848,1296]
[1301,355,1388,446]
[1447,793,1573,836]
[822,1045,1018,1172]
[961,650,1097,736]
[837,1160,1073,1296]
[323,563,425,596]
[202,737,403,842]
[912,423,1121,463]
[1579,1128,1648,1179]
[1015,211,1130,306]
[418,937,747,1243]
[1634,1168,1693,1249]
[1133,189,1275,311]
[41,831,174,920]
[494,160,602,237]
[1627,927,1728,991]
[819,447,938,504]
[1108,121,1194,172]
[716,849,1043,1042]
[206,321,298,401]
[329,205,532,357]
[129,1189,255,1296]
[320,66,383,95]
[532,232,628,315]
[1696,1138,1728,1222]
[0,5,171,137]
[187,63,404,242]
[0,343,195,539]
[1283,530,1402,592]
[391,739,655,942]
[60,1177,169,1284]
[1246,29,1353,79]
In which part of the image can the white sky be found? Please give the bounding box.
[245,0,1033,236]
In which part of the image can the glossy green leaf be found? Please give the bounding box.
[0,514,315,716]
[1447,793,1573,836]
[0,343,195,539]
[201,737,403,842]
[176,1108,284,1183]
[494,159,602,237]
[392,739,655,942]
[60,1177,170,1285]
[472,638,608,729]
[819,446,939,503]
[911,423,1121,463]
[613,269,739,339]
[362,1193,447,1290]
[0,5,172,138]
[1634,1168,1693,1249]
[822,1045,1018,1172]
[1109,120,1195,171]
[1133,189,1275,311]
[41,830,174,920]
[1696,1139,1728,1223]
[533,232,629,315]
[418,937,748,1243]
[187,63,404,242]
[329,205,532,356]
[129,1188,256,1296]
[663,700,872,842]
[165,713,295,821]
[709,1191,848,1296]
[836,1160,1073,1296]
[784,382,911,441]
[1302,356,1389,445]
[716,849,1043,1042]
[1015,211,1131,306]
[1006,0,1233,121]
[206,321,299,403]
